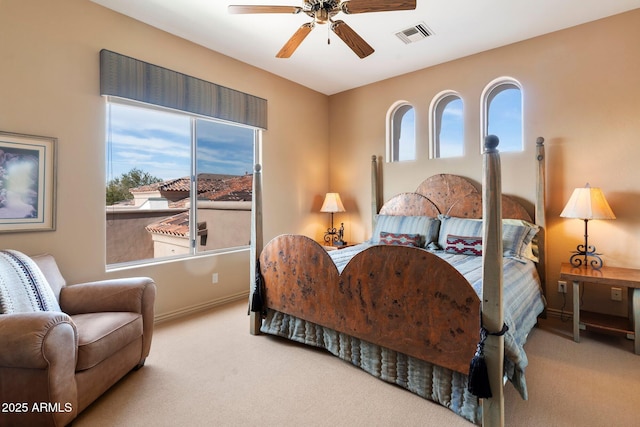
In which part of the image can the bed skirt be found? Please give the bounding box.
[261,309,482,425]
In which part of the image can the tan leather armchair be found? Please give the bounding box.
[0,254,156,427]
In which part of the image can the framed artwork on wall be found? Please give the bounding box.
[0,131,57,233]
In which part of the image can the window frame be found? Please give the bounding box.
[386,101,416,162]
[105,97,259,269]
[480,76,523,153]
[429,90,464,159]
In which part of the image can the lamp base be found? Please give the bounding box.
[324,228,338,245]
[568,218,605,270]
[569,247,604,270]
[324,221,346,246]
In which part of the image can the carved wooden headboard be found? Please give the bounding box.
[371,137,547,304]
[379,174,532,221]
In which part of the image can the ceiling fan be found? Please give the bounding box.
[228,1,417,59]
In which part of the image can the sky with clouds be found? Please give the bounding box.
[106,88,518,183]
[106,102,254,183]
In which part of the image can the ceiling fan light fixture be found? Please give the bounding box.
[229,0,417,58]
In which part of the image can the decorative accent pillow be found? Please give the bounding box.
[379,232,423,247]
[371,215,440,248]
[445,235,483,256]
[0,250,61,314]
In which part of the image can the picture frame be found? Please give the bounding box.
[0,131,57,233]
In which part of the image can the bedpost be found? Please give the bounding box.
[482,135,505,426]
[371,154,379,232]
[535,137,547,303]
[250,163,263,335]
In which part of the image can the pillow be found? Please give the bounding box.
[371,215,440,248]
[502,223,539,261]
[379,232,423,247]
[445,235,483,256]
[437,216,482,250]
[503,219,540,262]
[0,250,61,314]
[437,216,539,261]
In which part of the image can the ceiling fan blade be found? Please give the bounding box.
[228,5,302,14]
[341,0,416,14]
[276,22,315,58]
[331,20,374,59]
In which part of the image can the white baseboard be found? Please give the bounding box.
[154,291,249,324]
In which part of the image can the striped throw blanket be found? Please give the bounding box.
[0,250,61,314]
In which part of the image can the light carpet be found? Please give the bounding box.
[74,299,640,426]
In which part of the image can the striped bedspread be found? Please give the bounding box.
[261,243,546,425]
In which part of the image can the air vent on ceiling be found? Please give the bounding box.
[395,22,433,44]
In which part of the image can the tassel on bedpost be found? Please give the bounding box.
[468,323,509,398]
[468,326,491,398]
[250,259,266,317]
[249,163,264,334]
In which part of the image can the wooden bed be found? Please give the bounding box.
[249,136,547,426]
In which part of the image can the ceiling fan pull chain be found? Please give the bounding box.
[327,23,331,45]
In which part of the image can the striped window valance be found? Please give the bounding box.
[99,49,267,130]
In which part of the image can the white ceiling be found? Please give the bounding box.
[91,0,640,95]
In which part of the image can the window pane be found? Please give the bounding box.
[195,120,254,252]
[106,104,191,182]
[435,96,463,158]
[106,103,191,265]
[392,104,415,161]
[105,101,256,267]
[487,86,522,152]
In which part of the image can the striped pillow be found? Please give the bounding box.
[437,217,482,250]
[437,216,539,261]
[371,215,440,247]
[0,250,61,314]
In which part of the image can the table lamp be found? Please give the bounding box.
[560,183,615,270]
[320,192,346,246]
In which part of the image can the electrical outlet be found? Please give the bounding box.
[557,280,567,293]
[611,287,622,301]
[212,273,219,284]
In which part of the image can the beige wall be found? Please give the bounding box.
[328,10,640,316]
[0,0,329,319]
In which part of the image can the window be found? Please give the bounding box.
[106,99,257,267]
[430,91,464,158]
[481,78,523,152]
[387,102,416,162]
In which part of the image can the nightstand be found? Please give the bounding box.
[559,263,640,354]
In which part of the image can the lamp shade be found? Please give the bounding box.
[320,193,346,213]
[560,184,616,220]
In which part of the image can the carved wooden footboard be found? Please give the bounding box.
[259,234,480,374]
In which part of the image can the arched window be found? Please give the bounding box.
[430,91,464,158]
[387,102,415,162]
[481,77,523,152]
